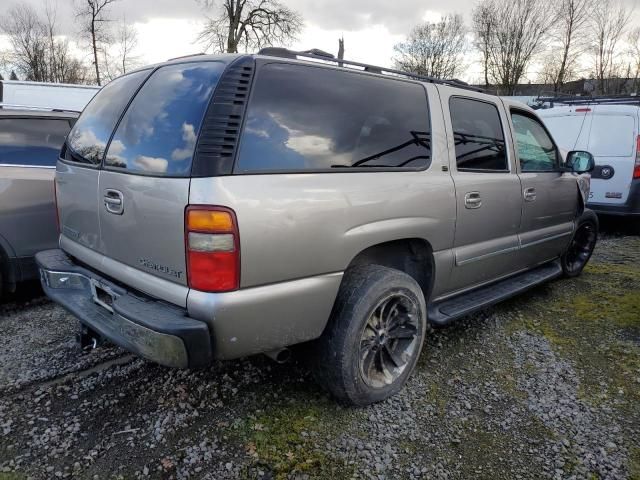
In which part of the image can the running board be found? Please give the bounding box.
[428,260,562,326]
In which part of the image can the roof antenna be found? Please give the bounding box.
[338,35,344,67]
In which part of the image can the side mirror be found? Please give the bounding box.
[566,150,595,174]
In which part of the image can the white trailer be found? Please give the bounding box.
[0,80,100,112]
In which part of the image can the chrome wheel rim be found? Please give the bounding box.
[565,222,597,273]
[359,293,420,388]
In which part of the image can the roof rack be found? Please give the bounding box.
[167,52,206,61]
[0,102,80,113]
[534,94,640,107]
[257,47,484,93]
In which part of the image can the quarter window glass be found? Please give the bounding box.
[67,69,149,165]
[512,112,558,171]
[236,63,431,172]
[0,118,71,167]
[450,97,507,171]
[105,61,225,176]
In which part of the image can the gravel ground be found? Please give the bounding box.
[0,229,638,480]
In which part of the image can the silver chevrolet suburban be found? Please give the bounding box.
[37,49,597,405]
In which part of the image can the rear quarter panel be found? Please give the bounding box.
[189,82,456,294]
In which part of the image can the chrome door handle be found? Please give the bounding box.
[523,187,537,202]
[104,189,124,215]
[464,191,482,209]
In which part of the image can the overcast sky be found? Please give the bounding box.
[2,0,639,83]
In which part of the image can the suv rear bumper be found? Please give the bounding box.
[36,249,212,368]
[587,179,640,217]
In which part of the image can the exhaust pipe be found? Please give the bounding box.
[264,348,291,364]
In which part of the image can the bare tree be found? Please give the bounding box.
[197,0,302,54]
[548,0,594,92]
[472,0,497,86]
[102,16,140,82]
[589,0,632,94]
[0,3,88,83]
[0,4,49,82]
[629,27,640,92]
[75,0,118,85]
[393,14,467,79]
[474,0,550,94]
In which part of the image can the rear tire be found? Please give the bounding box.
[561,209,598,278]
[312,265,427,406]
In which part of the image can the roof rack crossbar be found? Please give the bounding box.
[257,47,484,93]
[0,102,81,113]
[535,94,640,106]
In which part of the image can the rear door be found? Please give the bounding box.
[440,88,523,293]
[586,108,638,206]
[60,70,151,253]
[539,109,592,154]
[97,61,226,289]
[509,109,578,266]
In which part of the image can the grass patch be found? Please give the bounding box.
[0,473,26,480]
[505,239,640,406]
[233,397,353,479]
[630,445,640,480]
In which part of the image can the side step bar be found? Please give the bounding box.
[428,260,563,326]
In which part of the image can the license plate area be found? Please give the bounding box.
[90,279,118,313]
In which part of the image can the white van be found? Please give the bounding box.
[539,103,640,225]
[0,80,100,112]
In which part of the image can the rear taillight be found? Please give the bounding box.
[53,179,60,234]
[634,135,640,179]
[185,206,239,292]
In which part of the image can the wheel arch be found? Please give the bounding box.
[343,237,436,303]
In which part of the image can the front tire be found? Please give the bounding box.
[312,265,427,406]
[561,209,598,277]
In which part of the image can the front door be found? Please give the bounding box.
[508,109,578,267]
[440,89,523,294]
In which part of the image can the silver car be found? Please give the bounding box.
[36,49,597,405]
[0,108,76,297]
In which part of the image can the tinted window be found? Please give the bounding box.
[450,97,507,171]
[0,118,71,167]
[236,63,431,172]
[105,62,225,175]
[67,69,149,165]
[512,112,559,171]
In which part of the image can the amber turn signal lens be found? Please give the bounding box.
[187,209,234,232]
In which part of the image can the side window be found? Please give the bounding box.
[66,69,150,166]
[449,97,508,171]
[0,118,71,167]
[105,61,225,176]
[236,63,431,172]
[511,112,559,172]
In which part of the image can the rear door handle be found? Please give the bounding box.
[104,189,124,215]
[523,187,537,202]
[464,191,482,209]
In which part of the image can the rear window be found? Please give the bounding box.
[104,61,225,176]
[540,115,585,151]
[0,117,71,167]
[66,69,150,165]
[588,114,635,157]
[236,63,431,173]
